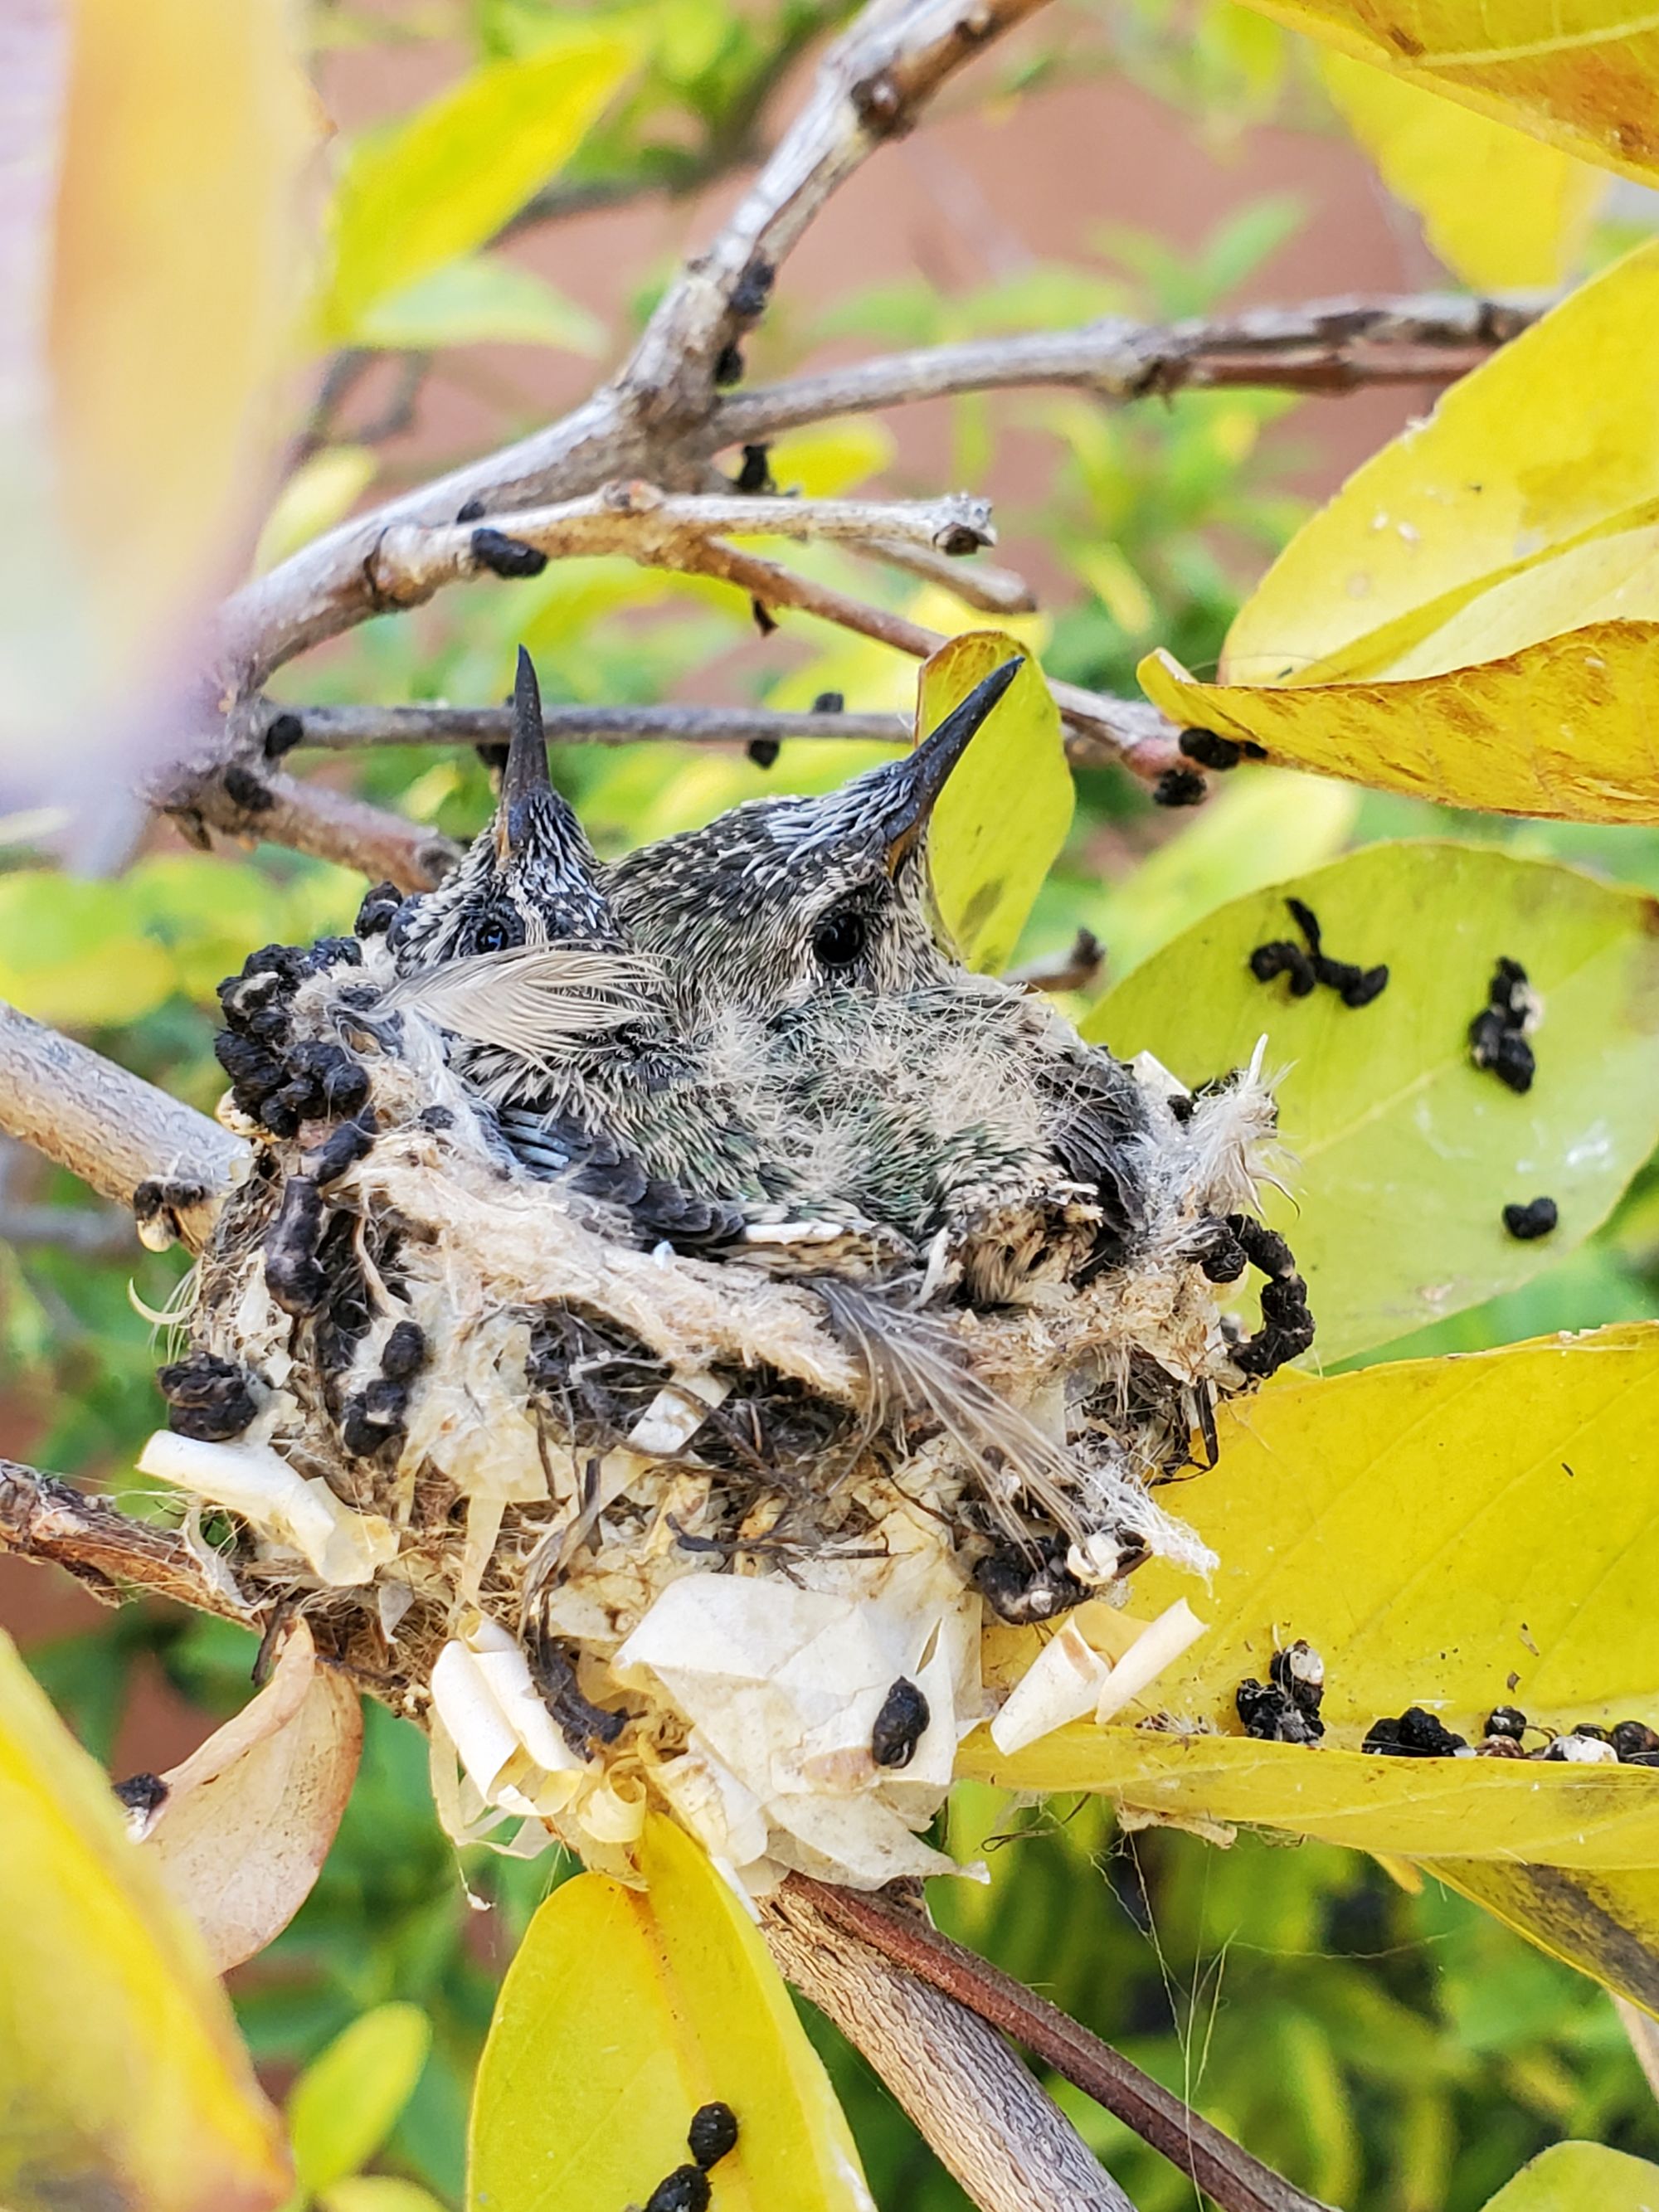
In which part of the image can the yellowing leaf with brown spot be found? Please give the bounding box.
[1426,1860,1659,2015]
[1234,1,1659,188]
[1219,241,1659,689]
[1134,243,1659,820]
[0,1631,289,2212]
[961,1329,1659,1865]
[922,633,1074,974]
[1139,623,1659,821]
[1321,52,1605,288]
[468,1814,871,2212]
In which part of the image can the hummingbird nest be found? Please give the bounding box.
[139,654,1303,1894]
[141,936,1289,1894]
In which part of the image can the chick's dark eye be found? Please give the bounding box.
[469,915,518,955]
[811,908,868,969]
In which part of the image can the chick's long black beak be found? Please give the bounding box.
[883,654,1024,875]
[495,644,553,863]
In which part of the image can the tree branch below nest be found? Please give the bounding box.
[791,1876,1335,2212]
[0,1460,257,1623]
[763,1881,1136,2212]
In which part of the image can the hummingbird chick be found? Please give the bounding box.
[609,655,1154,1296]
[380,646,794,1251]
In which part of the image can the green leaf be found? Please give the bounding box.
[923,632,1074,974]
[0,872,175,1025]
[1086,841,1659,1363]
[1477,2142,1659,2211]
[469,1814,873,2212]
[289,2005,433,2196]
[0,1631,289,2212]
[353,255,605,355]
[321,31,635,338]
[965,1326,1659,1866]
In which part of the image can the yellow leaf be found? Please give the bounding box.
[768,421,898,498]
[321,2183,450,2212]
[468,1814,872,2212]
[255,447,379,574]
[1233,0,1659,188]
[1218,241,1659,688]
[1475,2142,1659,2210]
[321,33,635,338]
[961,1328,1659,1865]
[289,2005,433,2197]
[1321,52,1604,289]
[1139,621,1659,821]
[0,1631,288,2212]
[1088,843,1659,1359]
[922,633,1075,974]
[1426,1859,1659,2014]
[0,873,176,1026]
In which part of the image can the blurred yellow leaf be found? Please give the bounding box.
[1321,52,1604,287]
[922,633,1075,974]
[468,1814,872,2212]
[1477,2142,1659,2210]
[1137,244,1659,819]
[1427,1860,1659,2015]
[289,2005,432,2198]
[322,32,635,339]
[353,255,605,355]
[965,1327,1659,1864]
[767,421,898,498]
[0,873,175,1025]
[321,2184,450,2212]
[4,0,316,805]
[0,1631,288,2212]
[1234,0,1659,187]
[255,447,378,574]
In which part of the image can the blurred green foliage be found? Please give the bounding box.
[7,0,1659,2204]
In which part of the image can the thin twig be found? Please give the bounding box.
[763,1883,1136,2212]
[157,757,462,891]
[0,1203,137,1257]
[267,701,911,751]
[1005,927,1104,994]
[359,484,995,637]
[712,290,1546,443]
[789,1876,1335,2212]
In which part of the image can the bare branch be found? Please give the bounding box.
[712,289,1547,444]
[358,484,996,641]
[0,1459,258,1622]
[151,755,462,892]
[268,700,911,752]
[0,999,245,1247]
[849,531,1037,611]
[212,0,1054,695]
[791,1877,1335,2212]
[762,1882,1136,2212]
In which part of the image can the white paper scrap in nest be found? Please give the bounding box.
[138,1431,397,1587]
[616,1569,980,1889]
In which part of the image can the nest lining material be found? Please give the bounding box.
[142,930,1292,1894]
